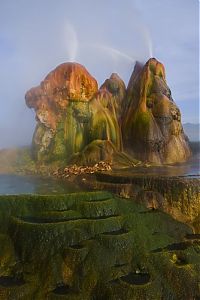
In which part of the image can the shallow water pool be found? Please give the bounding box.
[0,174,81,195]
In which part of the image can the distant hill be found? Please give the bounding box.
[183,123,200,141]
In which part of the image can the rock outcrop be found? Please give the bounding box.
[26,58,191,165]
[25,63,125,164]
[25,63,97,161]
[122,58,191,164]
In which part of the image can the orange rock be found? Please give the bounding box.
[25,63,98,129]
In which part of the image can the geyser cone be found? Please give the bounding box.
[122,58,191,164]
[26,58,191,166]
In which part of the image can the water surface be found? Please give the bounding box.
[118,152,200,178]
[0,174,81,195]
[0,150,199,195]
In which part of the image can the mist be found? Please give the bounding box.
[0,0,198,149]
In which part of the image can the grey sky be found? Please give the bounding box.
[0,0,199,148]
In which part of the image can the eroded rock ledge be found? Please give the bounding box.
[82,172,200,232]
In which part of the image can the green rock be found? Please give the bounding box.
[0,192,199,299]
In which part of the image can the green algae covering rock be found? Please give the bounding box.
[0,192,199,299]
[90,173,200,233]
[122,58,191,164]
[25,63,123,165]
[26,59,191,167]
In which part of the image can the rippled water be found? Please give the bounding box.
[0,174,81,195]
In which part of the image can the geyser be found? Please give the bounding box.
[25,58,191,166]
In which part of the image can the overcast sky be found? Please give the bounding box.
[0,0,199,148]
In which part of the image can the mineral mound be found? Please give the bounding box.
[122,58,191,164]
[26,58,191,165]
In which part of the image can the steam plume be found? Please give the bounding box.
[65,22,78,62]
[90,44,135,62]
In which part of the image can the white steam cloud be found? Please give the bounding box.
[65,22,78,62]
[139,25,153,58]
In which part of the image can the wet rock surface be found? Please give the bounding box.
[83,172,200,232]
[0,191,199,299]
[122,58,191,164]
[25,63,124,165]
[25,58,191,166]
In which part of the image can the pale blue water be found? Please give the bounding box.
[0,174,81,195]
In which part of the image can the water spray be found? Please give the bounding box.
[92,44,136,63]
[65,22,78,62]
[139,25,153,58]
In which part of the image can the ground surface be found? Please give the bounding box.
[0,191,199,299]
